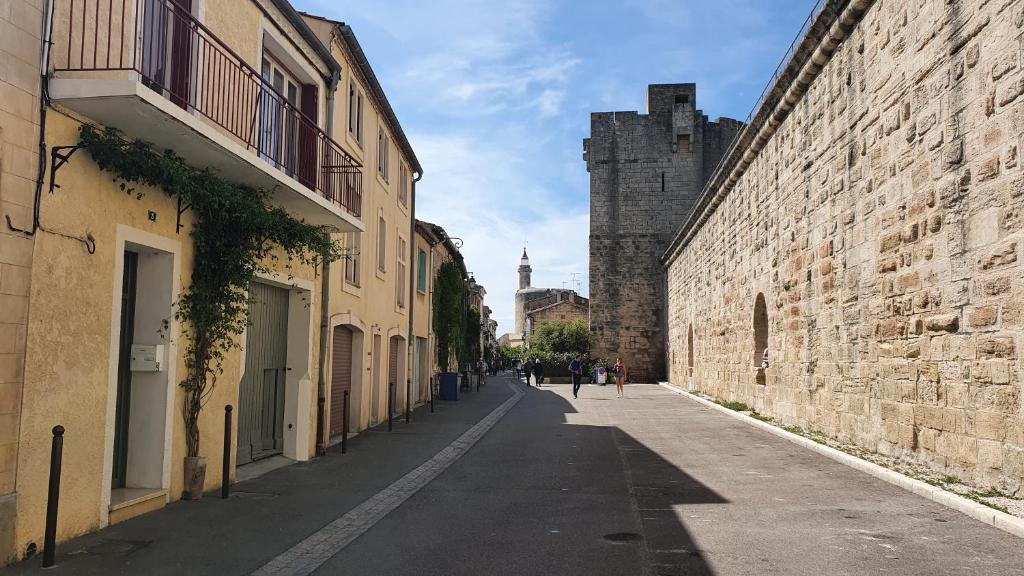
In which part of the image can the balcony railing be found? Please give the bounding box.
[54,0,362,218]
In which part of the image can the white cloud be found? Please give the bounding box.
[412,131,588,336]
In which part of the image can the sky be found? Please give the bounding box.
[294,0,818,338]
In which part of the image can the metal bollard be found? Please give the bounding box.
[315,397,326,457]
[222,406,232,499]
[42,425,65,569]
[341,390,350,454]
[405,378,411,424]
[388,382,394,432]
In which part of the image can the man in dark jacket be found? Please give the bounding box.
[522,359,534,386]
[532,358,544,386]
[569,355,583,399]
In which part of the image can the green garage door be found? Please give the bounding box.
[237,283,289,465]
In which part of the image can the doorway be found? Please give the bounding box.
[329,326,353,439]
[237,283,289,465]
[112,251,138,489]
[370,334,382,424]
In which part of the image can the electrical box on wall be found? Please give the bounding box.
[130,345,165,372]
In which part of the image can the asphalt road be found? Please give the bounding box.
[6,376,1024,575]
[316,378,1024,576]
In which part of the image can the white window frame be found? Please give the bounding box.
[343,232,361,287]
[396,235,407,309]
[377,128,390,182]
[348,80,364,145]
[377,215,387,273]
[399,163,408,206]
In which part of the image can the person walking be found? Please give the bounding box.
[613,358,627,398]
[569,355,583,399]
[522,359,534,386]
[533,358,544,387]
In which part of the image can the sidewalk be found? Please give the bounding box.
[2,378,516,576]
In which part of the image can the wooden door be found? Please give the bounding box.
[329,326,353,438]
[237,283,289,465]
[388,337,400,414]
[112,251,138,488]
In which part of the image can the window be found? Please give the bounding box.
[259,56,301,174]
[377,216,387,272]
[343,232,360,286]
[416,249,427,293]
[399,164,408,206]
[377,128,389,182]
[754,292,768,368]
[396,236,407,308]
[348,81,363,144]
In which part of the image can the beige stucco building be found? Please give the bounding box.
[0,0,434,564]
[301,15,422,441]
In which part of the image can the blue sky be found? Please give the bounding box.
[295,0,817,337]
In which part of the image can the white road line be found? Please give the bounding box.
[251,380,526,576]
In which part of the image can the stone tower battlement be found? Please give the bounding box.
[585,84,740,381]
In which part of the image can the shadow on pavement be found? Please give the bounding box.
[328,378,725,576]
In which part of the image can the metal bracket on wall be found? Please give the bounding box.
[49,145,81,194]
[176,196,192,234]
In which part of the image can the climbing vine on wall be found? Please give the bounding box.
[79,125,340,458]
[432,260,466,372]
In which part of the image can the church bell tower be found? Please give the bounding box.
[518,248,532,290]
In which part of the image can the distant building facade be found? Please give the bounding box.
[585,84,741,382]
[506,249,589,347]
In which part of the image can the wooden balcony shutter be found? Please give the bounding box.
[298,84,319,191]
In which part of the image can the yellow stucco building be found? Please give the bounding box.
[301,15,422,442]
[0,0,432,565]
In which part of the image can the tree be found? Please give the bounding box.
[464,306,482,364]
[432,261,465,372]
[527,317,593,356]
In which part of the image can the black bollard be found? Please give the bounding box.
[341,390,350,454]
[315,397,326,457]
[388,382,394,432]
[405,378,411,424]
[42,425,65,569]
[222,405,232,499]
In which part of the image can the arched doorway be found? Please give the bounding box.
[753,293,768,386]
[329,325,354,440]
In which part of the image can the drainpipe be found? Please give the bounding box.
[316,67,341,457]
[406,172,422,407]
[427,242,436,378]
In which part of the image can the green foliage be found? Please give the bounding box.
[432,261,465,372]
[79,125,340,458]
[527,317,592,357]
[718,400,751,412]
[496,345,522,364]
[464,306,481,364]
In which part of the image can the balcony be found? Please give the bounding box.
[49,0,362,230]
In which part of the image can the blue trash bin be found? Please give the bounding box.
[439,372,459,401]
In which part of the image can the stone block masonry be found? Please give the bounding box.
[586,84,741,382]
[665,0,1024,495]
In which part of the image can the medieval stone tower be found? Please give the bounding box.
[584,84,741,381]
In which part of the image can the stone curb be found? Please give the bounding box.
[658,382,1024,540]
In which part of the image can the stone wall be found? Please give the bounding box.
[666,0,1024,494]
[526,297,590,330]
[0,0,41,564]
[586,84,740,382]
